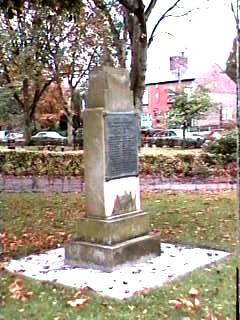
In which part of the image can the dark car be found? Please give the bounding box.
[143,130,181,148]
[141,129,164,147]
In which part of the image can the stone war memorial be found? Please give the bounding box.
[65,66,161,271]
[5,66,231,301]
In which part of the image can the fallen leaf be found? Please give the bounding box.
[67,298,88,308]
[189,287,199,297]
[169,299,183,309]
[180,298,194,309]
[128,305,135,311]
[0,263,6,271]
[9,278,33,301]
[193,297,200,309]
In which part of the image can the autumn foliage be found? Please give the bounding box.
[36,83,66,128]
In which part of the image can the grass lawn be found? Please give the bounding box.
[0,145,201,156]
[0,191,237,319]
[140,146,202,157]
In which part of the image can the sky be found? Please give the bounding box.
[145,0,236,83]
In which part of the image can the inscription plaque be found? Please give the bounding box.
[105,113,138,180]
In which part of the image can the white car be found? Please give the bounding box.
[31,131,67,145]
[164,129,205,147]
[7,132,26,145]
[0,130,10,142]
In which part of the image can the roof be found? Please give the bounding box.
[146,78,195,86]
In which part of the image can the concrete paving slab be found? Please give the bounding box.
[6,243,230,300]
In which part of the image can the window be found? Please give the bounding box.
[184,86,192,95]
[37,132,47,137]
[167,90,176,104]
[191,119,197,127]
[221,108,233,121]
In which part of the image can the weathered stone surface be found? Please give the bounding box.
[66,66,161,271]
[73,211,150,245]
[88,66,133,112]
[65,234,160,272]
[104,177,141,217]
[84,109,105,218]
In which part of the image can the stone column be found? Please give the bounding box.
[65,66,160,272]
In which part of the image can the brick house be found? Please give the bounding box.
[146,64,236,130]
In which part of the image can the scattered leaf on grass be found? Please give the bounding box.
[67,298,88,308]
[128,305,135,311]
[2,230,71,255]
[189,287,200,297]
[9,278,33,301]
[67,289,91,309]
[0,263,6,271]
[169,299,183,309]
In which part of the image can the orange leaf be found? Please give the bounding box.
[67,298,89,308]
[189,287,200,297]
[9,278,33,301]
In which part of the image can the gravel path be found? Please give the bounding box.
[0,176,236,192]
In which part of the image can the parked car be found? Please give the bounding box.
[164,129,205,148]
[30,131,68,146]
[143,129,205,148]
[7,132,26,146]
[0,130,10,143]
[141,129,164,147]
[202,128,228,147]
[205,129,226,141]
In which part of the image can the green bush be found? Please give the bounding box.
[0,150,84,177]
[0,149,235,179]
[203,129,236,166]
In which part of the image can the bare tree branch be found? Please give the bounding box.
[164,8,195,19]
[13,92,24,109]
[148,0,182,47]
[231,1,239,29]
[29,79,53,119]
[75,48,97,88]
[145,0,157,19]
[2,64,11,84]
[148,31,175,44]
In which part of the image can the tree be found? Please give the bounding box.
[96,0,196,109]
[168,85,213,144]
[0,87,22,126]
[0,3,55,143]
[0,2,108,144]
[226,37,237,82]
[42,4,110,143]
[0,0,196,110]
[36,82,66,129]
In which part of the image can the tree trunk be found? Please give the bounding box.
[22,79,33,145]
[182,122,187,149]
[127,14,147,110]
[67,97,73,146]
[24,111,32,145]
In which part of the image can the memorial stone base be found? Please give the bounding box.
[65,211,160,272]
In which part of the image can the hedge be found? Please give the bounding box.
[0,149,236,180]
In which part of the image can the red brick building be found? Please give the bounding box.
[146,64,236,129]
